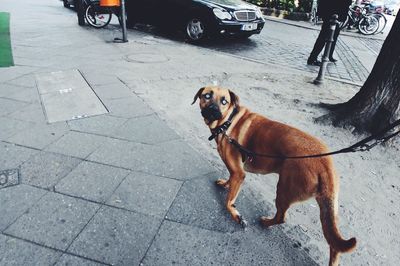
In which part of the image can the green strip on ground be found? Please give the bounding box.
[0,12,14,67]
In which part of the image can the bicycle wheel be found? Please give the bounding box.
[358,15,379,35]
[85,1,112,29]
[373,13,387,34]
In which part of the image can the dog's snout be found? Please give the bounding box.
[209,103,219,111]
[201,103,222,122]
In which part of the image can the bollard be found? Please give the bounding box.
[313,14,339,85]
[114,0,128,43]
[76,0,85,26]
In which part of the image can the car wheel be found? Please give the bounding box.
[185,17,206,43]
[63,0,70,8]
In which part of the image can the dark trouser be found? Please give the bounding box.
[308,20,341,61]
[125,0,135,27]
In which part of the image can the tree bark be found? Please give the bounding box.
[319,10,400,135]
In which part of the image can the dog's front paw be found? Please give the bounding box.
[238,215,248,229]
[215,179,229,189]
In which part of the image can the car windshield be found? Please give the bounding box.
[207,0,247,5]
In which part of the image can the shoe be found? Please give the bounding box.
[329,58,338,63]
[307,59,322,66]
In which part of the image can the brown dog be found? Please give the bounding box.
[193,86,356,266]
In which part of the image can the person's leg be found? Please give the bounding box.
[329,24,341,62]
[308,21,330,65]
[125,0,135,28]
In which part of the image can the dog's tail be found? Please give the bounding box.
[317,173,357,253]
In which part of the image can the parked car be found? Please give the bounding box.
[126,0,265,42]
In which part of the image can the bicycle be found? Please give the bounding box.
[339,5,380,35]
[364,3,387,34]
[85,0,123,28]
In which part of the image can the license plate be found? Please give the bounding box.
[241,23,258,31]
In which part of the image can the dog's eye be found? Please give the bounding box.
[203,93,211,100]
[221,99,228,105]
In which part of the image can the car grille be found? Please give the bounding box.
[234,11,257,21]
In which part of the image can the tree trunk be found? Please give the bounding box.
[319,10,400,135]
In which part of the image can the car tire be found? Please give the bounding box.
[185,17,207,43]
[63,0,70,8]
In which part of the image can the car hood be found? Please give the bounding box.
[194,0,257,11]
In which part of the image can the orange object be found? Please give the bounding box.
[99,0,120,7]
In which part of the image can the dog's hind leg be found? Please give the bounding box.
[260,185,291,228]
[260,172,303,228]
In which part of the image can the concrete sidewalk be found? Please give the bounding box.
[0,1,318,265]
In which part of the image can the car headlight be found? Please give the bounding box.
[256,8,263,18]
[213,8,232,20]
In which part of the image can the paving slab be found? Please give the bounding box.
[87,139,214,180]
[91,83,134,100]
[0,117,35,141]
[0,234,62,266]
[4,192,100,251]
[0,184,47,231]
[45,131,110,159]
[0,142,39,169]
[102,96,154,118]
[20,151,82,189]
[79,71,121,87]
[7,103,47,123]
[166,173,271,233]
[8,122,69,149]
[0,83,40,103]
[163,175,317,265]
[55,253,106,266]
[226,226,318,266]
[35,69,108,123]
[110,114,181,144]
[68,206,162,265]
[142,220,230,266]
[4,86,41,104]
[0,98,29,116]
[107,171,182,217]
[55,161,130,203]
[0,67,37,85]
[67,114,127,137]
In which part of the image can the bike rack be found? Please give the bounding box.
[314,14,339,85]
[99,0,128,43]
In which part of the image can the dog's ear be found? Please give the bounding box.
[229,90,240,107]
[192,87,205,105]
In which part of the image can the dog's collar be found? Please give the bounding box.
[208,107,238,141]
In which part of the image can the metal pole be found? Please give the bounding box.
[76,0,85,26]
[114,0,128,43]
[314,14,339,85]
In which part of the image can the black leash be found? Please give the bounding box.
[210,116,400,160]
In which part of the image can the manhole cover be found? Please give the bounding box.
[0,169,20,189]
[126,53,169,63]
